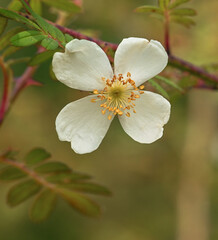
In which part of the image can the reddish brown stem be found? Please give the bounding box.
[53,23,218,88]
[164,10,170,54]
[0,58,10,125]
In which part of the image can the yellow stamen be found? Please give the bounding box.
[91,72,142,120]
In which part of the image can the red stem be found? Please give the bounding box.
[0,58,10,124]
[164,10,170,54]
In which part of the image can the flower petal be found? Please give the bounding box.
[114,37,168,87]
[56,95,113,154]
[118,91,170,143]
[52,39,113,91]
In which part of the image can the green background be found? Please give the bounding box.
[0,0,218,239]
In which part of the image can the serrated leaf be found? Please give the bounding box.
[0,17,7,36]
[65,34,74,43]
[58,188,100,217]
[169,0,191,9]
[8,0,23,11]
[41,38,59,50]
[0,27,24,51]
[41,0,81,13]
[135,5,163,15]
[25,148,51,166]
[29,50,56,66]
[155,75,184,92]
[7,179,42,207]
[46,172,91,184]
[20,0,65,43]
[0,8,40,29]
[0,167,26,181]
[171,16,195,28]
[34,162,71,174]
[68,183,111,196]
[30,190,57,222]
[148,79,169,99]
[11,30,46,47]
[170,8,196,16]
[30,0,42,15]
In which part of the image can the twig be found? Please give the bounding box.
[0,58,10,125]
[52,23,218,88]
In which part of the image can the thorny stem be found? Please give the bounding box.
[53,23,218,88]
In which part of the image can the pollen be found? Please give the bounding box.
[90,72,143,119]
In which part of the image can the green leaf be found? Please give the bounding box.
[158,0,170,9]
[8,0,23,11]
[2,46,21,57]
[0,27,24,51]
[41,38,59,50]
[30,190,57,222]
[170,8,196,16]
[169,0,191,9]
[58,188,101,217]
[29,50,56,66]
[0,167,26,181]
[2,150,19,160]
[148,79,169,99]
[134,5,163,15]
[46,172,91,184]
[65,34,74,43]
[68,183,111,196]
[0,17,8,36]
[155,75,184,92]
[41,0,81,13]
[11,30,46,47]
[25,148,51,166]
[34,162,71,174]
[171,16,195,28]
[7,179,42,207]
[30,0,42,15]
[20,0,65,43]
[0,8,40,29]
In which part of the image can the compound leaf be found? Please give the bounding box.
[169,0,191,9]
[148,79,169,99]
[29,50,56,66]
[10,30,46,47]
[7,179,42,207]
[34,162,71,174]
[0,167,27,181]
[59,188,101,217]
[0,8,40,29]
[25,148,51,166]
[170,8,196,16]
[135,5,163,15]
[41,0,81,13]
[41,38,59,50]
[30,189,57,222]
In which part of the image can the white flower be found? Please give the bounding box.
[52,37,171,154]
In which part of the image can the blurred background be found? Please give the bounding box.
[0,0,218,239]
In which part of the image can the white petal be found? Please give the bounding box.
[52,39,113,91]
[114,37,168,87]
[56,95,113,154]
[118,91,170,143]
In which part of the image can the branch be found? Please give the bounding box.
[0,58,10,125]
[52,23,218,89]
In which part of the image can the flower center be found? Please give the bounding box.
[91,72,144,120]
